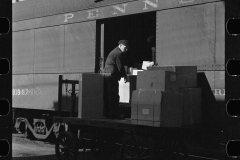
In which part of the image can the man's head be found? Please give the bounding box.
[118,40,129,53]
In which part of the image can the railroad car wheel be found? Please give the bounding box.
[120,136,151,160]
[55,131,78,160]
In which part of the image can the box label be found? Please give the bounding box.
[142,109,149,115]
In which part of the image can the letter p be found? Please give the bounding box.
[64,13,74,23]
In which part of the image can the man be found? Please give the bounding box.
[103,40,129,119]
[147,36,157,66]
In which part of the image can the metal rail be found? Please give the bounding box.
[58,75,79,117]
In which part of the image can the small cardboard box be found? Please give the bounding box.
[147,66,197,88]
[78,73,104,118]
[179,88,202,126]
[137,70,178,92]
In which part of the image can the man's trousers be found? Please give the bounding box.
[103,74,120,119]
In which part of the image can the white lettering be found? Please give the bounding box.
[13,88,42,95]
[21,89,26,95]
[143,0,158,10]
[113,4,128,15]
[213,89,226,96]
[17,89,21,95]
[26,89,33,95]
[87,9,99,19]
[63,13,74,23]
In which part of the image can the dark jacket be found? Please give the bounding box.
[103,47,127,80]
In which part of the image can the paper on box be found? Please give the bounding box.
[119,78,130,103]
[142,61,154,70]
[132,69,143,75]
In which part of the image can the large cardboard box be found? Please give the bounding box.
[131,90,183,127]
[78,73,104,118]
[179,88,202,126]
[131,90,139,119]
[147,66,197,88]
[137,90,155,121]
[137,70,178,92]
[159,91,183,127]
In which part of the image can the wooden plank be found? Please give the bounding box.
[53,116,188,134]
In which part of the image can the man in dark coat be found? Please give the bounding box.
[103,40,129,119]
[147,36,157,66]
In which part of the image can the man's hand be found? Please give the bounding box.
[124,76,127,83]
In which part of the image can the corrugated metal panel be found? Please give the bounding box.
[33,74,59,110]
[199,71,224,101]
[34,26,61,72]
[13,30,34,74]
[31,74,79,111]
[13,0,222,22]
[12,75,34,108]
[13,0,36,20]
[13,0,134,22]
[13,0,223,31]
[156,2,217,66]
[64,21,96,72]
[33,0,64,18]
[215,1,225,65]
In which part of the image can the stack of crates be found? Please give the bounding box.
[131,66,201,127]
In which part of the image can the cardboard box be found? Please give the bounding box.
[78,73,104,118]
[176,66,197,88]
[131,90,183,127]
[137,90,155,121]
[179,88,202,126]
[131,90,139,119]
[137,70,179,92]
[147,66,197,88]
[159,91,183,127]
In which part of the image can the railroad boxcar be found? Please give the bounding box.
[12,0,237,148]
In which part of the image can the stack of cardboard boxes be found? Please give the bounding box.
[131,66,201,127]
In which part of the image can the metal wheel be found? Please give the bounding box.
[55,131,78,160]
[120,135,151,160]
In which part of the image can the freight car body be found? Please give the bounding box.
[13,0,226,141]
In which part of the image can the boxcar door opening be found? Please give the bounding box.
[97,11,156,71]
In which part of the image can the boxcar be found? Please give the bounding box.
[12,0,238,152]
